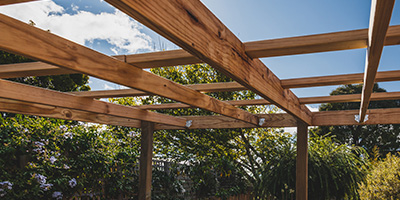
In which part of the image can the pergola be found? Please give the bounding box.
[0,0,399,199]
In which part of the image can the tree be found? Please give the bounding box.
[315,84,400,154]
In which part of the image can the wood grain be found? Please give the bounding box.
[0,79,186,127]
[0,62,76,78]
[105,0,312,124]
[313,108,400,126]
[139,121,154,200]
[0,98,141,127]
[296,121,308,200]
[359,0,395,122]
[138,92,400,110]
[0,13,259,125]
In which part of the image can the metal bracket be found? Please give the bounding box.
[354,115,369,123]
[185,120,193,128]
[258,118,266,126]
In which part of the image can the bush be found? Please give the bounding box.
[259,133,370,200]
[358,153,400,200]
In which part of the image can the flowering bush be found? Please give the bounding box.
[0,115,141,199]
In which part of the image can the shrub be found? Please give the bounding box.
[358,153,400,200]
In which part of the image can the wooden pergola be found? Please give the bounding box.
[0,0,398,199]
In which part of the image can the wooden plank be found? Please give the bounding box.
[139,121,154,200]
[0,62,76,78]
[313,108,400,126]
[105,0,312,125]
[72,82,245,98]
[155,113,298,130]
[4,25,400,78]
[138,92,400,110]
[296,121,308,200]
[0,14,259,126]
[0,79,186,127]
[0,0,37,6]
[70,70,400,98]
[0,98,141,127]
[154,107,400,129]
[359,0,395,122]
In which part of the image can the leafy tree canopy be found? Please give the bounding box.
[315,84,400,154]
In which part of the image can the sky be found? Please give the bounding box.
[1,0,400,109]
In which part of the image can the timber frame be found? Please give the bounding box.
[0,0,398,199]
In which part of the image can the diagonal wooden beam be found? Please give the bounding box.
[0,79,186,127]
[0,0,37,6]
[105,0,312,124]
[0,14,259,125]
[0,98,142,128]
[0,62,76,78]
[359,0,395,122]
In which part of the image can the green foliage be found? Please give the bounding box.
[315,84,400,155]
[258,132,369,200]
[358,153,400,200]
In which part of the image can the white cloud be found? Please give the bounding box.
[0,0,152,54]
[103,83,115,90]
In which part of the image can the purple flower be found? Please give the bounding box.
[69,178,77,188]
[52,191,62,200]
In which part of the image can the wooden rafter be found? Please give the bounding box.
[3,25,400,78]
[359,0,395,122]
[0,98,141,128]
[0,13,260,125]
[0,62,76,78]
[68,70,400,99]
[154,108,400,130]
[0,79,186,127]
[137,91,400,110]
[105,0,312,124]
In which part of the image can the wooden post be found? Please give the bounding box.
[296,121,308,200]
[139,121,154,200]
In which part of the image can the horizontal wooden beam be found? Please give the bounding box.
[3,25,400,78]
[70,70,400,98]
[0,98,141,128]
[359,0,395,122]
[138,91,400,110]
[0,79,186,127]
[0,0,37,6]
[0,13,259,126]
[313,108,400,126]
[0,62,76,78]
[155,107,400,130]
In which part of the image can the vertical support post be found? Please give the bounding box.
[139,121,154,200]
[296,121,308,200]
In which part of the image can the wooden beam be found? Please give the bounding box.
[155,113,298,130]
[0,98,141,127]
[0,0,37,6]
[70,70,400,98]
[3,25,400,78]
[0,62,76,78]
[0,79,186,127]
[105,0,312,125]
[359,0,395,122]
[0,14,259,126]
[154,107,400,130]
[139,121,154,200]
[296,121,308,200]
[138,91,400,110]
[313,108,400,126]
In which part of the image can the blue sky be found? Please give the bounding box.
[1,0,399,105]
